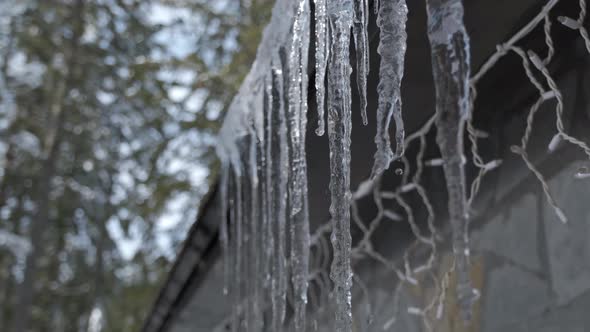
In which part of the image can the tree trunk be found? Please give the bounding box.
[0,255,8,327]
[11,117,63,332]
[10,2,85,330]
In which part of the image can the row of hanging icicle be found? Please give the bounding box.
[215,0,590,330]
[216,0,473,330]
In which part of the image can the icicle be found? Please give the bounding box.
[267,66,279,331]
[218,133,244,332]
[353,0,370,125]
[270,58,289,331]
[425,0,476,321]
[327,1,354,331]
[250,77,271,332]
[315,0,329,136]
[263,73,273,296]
[288,0,311,217]
[276,107,288,327]
[290,185,311,332]
[235,165,244,331]
[371,0,409,178]
[246,118,264,331]
[218,159,230,296]
[227,162,242,332]
[288,1,311,330]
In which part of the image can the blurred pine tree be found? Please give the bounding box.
[0,0,271,331]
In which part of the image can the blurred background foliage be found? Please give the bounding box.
[0,0,272,331]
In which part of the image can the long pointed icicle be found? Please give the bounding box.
[228,159,244,332]
[371,0,409,177]
[267,66,279,331]
[353,0,370,125]
[288,1,311,330]
[288,0,310,219]
[263,73,274,313]
[270,58,289,331]
[327,1,354,331]
[219,159,230,296]
[246,123,263,332]
[227,170,237,331]
[223,139,244,331]
[314,0,328,136]
[425,0,476,321]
